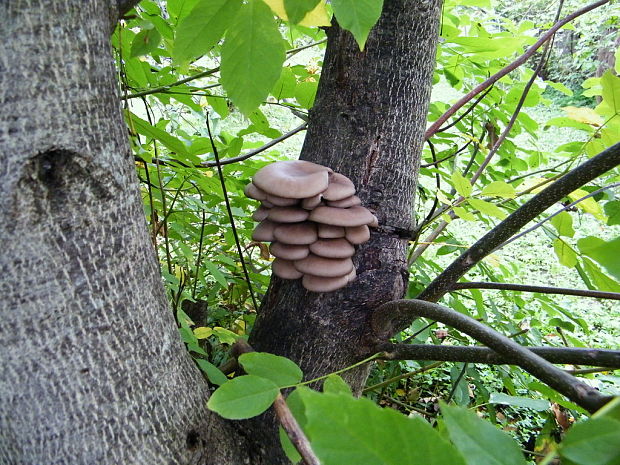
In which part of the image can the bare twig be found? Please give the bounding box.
[363,361,445,393]
[371,299,612,413]
[418,141,620,303]
[424,0,611,140]
[450,282,620,301]
[375,343,620,368]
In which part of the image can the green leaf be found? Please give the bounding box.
[220,0,287,115]
[331,0,384,50]
[203,260,228,287]
[481,181,516,199]
[568,189,606,221]
[554,239,577,267]
[130,28,161,57]
[550,211,575,237]
[441,403,527,465]
[323,374,353,395]
[173,0,242,63]
[195,359,229,385]
[239,352,303,387]
[207,95,229,118]
[560,418,620,465]
[577,236,620,280]
[467,198,507,220]
[596,70,620,119]
[298,388,467,465]
[451,172,472,197]
[453,206,476,221]
[207,375,279,419]
[284,0,321,24]
[127,112,189,156]
[489,393,550,411]
[546,81,573,96]
[582,257,620,293]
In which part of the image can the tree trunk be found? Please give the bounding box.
[0,2,239,464]
[0,1,441,464]
[245,0,442,461]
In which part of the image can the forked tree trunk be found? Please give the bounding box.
[0,1,441,464]
[246,0,442,461]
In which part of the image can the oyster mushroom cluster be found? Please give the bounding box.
[245,160,377,292]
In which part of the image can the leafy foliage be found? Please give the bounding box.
[112,0,619,461]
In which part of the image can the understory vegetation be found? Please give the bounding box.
[116,0,619,463]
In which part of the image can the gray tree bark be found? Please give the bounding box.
[245,1,442,462]
[0,0,441,464]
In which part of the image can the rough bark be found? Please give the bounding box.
[0,2,248,464]
[246,1,442,462]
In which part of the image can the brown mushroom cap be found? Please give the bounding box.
[368,214,379,228]
[309,238,355,258]
[302,268,356,292]
[326,195,361,208]
[270,242,310,260]
[273,222,318,245]
[244,182,267,201]
[261,200,275,208]
[293,254,354,277]
[265,194,299,207]
[252,206,270,222]
[272,258,303,279]
[323,172,356,201]
[267,207,309,223]
[309,206,375,227]
[252,220,277,242]
[345,225,370,244]
[253,160,332,199]
[318,224,346,239]
[301,194,323,210]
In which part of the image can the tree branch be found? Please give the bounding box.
[418,141,620,303]
[375,343,620,368]
[424,0,610,140]
[371,299,612,413]
[450,282,620,301]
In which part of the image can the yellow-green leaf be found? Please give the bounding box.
[568,189,606,222]
[451,172,472,197]
[481,181,516,199]
[467,198,507,220]
[553,239,577,268]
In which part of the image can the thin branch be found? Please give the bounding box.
[363,361,445,393]
[375,343,620,368]
[273,393,321,465]
[122,39,327,101]
[205,116,259,311]
[450,281,620,301]
[424,0,611,140]
[496,182,620,251]
[436,85,494,134]
[371,299,612,413]
[201,123,307,167]
[418,141,620,303]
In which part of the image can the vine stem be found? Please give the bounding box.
[449,282,620,301]
[205,116,259,310]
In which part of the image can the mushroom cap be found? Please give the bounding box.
[345,225,370,244]
[309,238,355,258]
[309,206,375,227]
[323,172,356,201]
[253,160,331,199]
[261,200,275,208]
[368,214,379,228]
[270,242,310,260]
[272,258,303,279]
[301,194,323,210]
[318,224,346,239]
[273,222,318,245]
[252,206,270,222]
[244,182,267,201]
[326,195,361,208]
[267,207,310,223]
[302,268,356,292]
[293,254,354,277]
[265,194,299,207]
[252,220,277,242]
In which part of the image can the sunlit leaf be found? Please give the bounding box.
[452,172,472,197]
[481,181,516,199]
[331,0,384,50]
[220,0,287,115]
[239,352,303,387]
